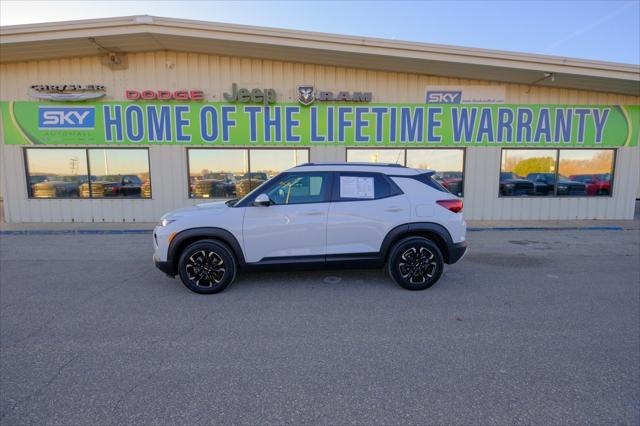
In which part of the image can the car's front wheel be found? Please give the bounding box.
[178,240,237,294]
[387,237,444,290]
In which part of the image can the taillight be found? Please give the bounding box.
[436,199,463,213]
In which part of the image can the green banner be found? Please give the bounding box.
[1,101,638,147]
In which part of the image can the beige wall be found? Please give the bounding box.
[0,51,638,222]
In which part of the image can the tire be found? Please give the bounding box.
[597,189,608,196]
[387,237,444,291]
[178,240,237,294]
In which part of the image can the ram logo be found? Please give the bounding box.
[426,91,462,104]
[38,106,95,129]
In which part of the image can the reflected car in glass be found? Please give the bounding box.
[434,171,463,197]
[499,172,535,196]
[79,175,143,198]
[31,176,80,198]
[192,173,237,198]
[568,174,611,196]
[527,173,586,196]
[236,172,268,198]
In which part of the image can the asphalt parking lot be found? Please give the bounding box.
[1,228,639,425]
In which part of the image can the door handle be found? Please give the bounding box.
[303,210,324,216]
[385,206,404,212]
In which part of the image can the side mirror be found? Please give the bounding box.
[253,193,271,206]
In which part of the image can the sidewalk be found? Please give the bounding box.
[1,218,638,234]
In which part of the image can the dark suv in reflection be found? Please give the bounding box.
[79,175,143,198]
[527,173,586,196]
[191,173,237,198]
[499,172,534,196]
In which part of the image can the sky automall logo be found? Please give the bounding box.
[38,106,95,129]
[426,91,462,104]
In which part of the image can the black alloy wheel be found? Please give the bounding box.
[387,237,444,290]
[178,240,236,294]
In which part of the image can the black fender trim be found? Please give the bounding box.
[166,227,246,275]
[379,222,465,265]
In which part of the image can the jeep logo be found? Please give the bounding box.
[224,83,276,105]
[38,107,95,129]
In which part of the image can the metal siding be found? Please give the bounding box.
[0,51,638,222]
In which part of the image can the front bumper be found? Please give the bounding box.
[447,241,468,264]
[154,254,176,276]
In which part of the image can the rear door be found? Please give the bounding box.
[326,172,410,255]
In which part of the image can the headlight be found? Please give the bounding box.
[160,218,175,227]
[504,183,515,189]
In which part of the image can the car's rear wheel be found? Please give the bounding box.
[387,237,444,290]
[178,240,236,294]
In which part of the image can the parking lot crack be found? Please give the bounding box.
[0,354,79,421]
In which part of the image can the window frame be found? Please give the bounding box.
[345,147,466,197]
[186,147,311,200]
[23,147,152,200]
[497,148,616,198]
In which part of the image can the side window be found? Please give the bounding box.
[265,173,329,205]
[335,173,400,201]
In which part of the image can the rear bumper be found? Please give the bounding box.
[447,241,467,264]
[154,255,176,276]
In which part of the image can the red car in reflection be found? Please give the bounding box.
[568,174,611,196]
[434,171,463,197]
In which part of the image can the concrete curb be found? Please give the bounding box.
[0,229,153,235]
[467,226,625,232]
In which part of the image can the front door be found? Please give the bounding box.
[242,172,332,263]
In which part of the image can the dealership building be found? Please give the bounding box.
[0,15,638,223]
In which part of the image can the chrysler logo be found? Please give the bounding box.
[29,85,106,102]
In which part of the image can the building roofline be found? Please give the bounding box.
[1,15,639,95]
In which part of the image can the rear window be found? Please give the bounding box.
[413,173,450,193]
[334,172,402,201]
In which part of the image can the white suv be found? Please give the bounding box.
[153,163,467,294]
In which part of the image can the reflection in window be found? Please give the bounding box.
[87,149,151,198]
[347,148,465,197]
[187,149,309,199]
[188,149,248,199]
[406,150,464,197]
[346,149,404,164]
[558,150,614,196]
[25,149,88,198]
[501,149,557,196]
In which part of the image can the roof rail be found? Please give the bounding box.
[294,162,406,168]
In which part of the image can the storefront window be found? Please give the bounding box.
[500,149,614,197]
[25,149,88,198]
[346,149,404,164]
[187,149,309,199]
[25,148,152,199]
[347,148,465,196]
[87,149,151,198]
[558,150,614,197]
[406,149,465,197]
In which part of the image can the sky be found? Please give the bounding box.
[1,0,639,65]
